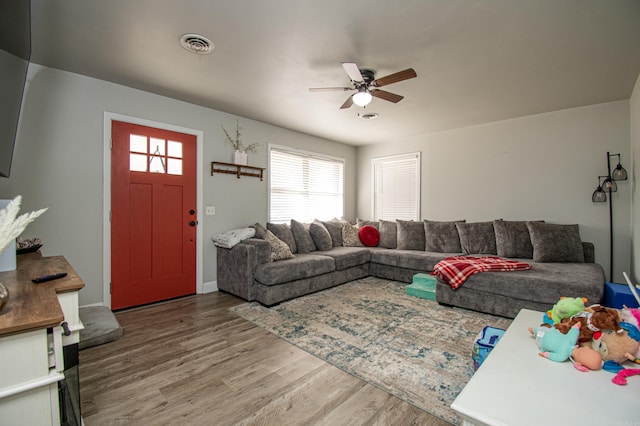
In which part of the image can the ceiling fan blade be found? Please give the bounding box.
[308,87,353,92]
[342,62,364,82]
[371,68,417,87]
[340,95,354,109]
[371,89,404,103]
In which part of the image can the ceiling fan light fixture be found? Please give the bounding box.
[352,89,372,107]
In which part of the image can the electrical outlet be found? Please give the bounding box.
[206,206,216,216]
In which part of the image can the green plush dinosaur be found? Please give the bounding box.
[547,297,587,324]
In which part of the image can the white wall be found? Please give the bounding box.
[630,73,640,283]
[357,101,632,283]
[0,64,357,306]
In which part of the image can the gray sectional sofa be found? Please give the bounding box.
[215,219,606,318]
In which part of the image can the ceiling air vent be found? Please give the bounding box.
[358,112,379,120]
[180,34,214,54]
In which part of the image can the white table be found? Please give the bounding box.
[452,309,640,426]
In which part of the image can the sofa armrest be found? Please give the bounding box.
[216,239,269,301]
[242,238,272,265]
[582,242,595,263]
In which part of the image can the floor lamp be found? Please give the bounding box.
[591,152,627,282]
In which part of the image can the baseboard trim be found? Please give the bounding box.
[80,302,106,308]
[202,280,218,294]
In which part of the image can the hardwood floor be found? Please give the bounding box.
[79,292,450,425]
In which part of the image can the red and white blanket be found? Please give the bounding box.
[431,256,532,289]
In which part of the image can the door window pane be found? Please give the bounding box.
[130,153,147,172]
[168,141,182,158]
[167,158,182,175]
[130,135,147,153]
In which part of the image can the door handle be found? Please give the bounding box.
[189,220,197,227]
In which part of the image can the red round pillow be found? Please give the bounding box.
[358,225,380,247]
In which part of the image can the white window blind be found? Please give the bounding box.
[372,152,421,221]
[269,146,344,223]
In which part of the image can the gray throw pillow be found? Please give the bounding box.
[267,222,297,253]
[526,222,585,263]
[290,219,317,254]
[252,222,267,239]
[396,220,426,251]
[356,219,379,229]
[494,219,542,259]
[424,220,464,252]
[310,220,333,251]
[378,220,397,249]
[321,219,343,247]
[455,221,497,255]
[264,230,295,261]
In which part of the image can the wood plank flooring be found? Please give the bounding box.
[79,292,450,425]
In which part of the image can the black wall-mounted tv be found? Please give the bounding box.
[0,0,31,178]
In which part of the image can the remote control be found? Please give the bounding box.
[32,272,67,283]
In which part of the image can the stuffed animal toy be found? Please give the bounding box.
[585,304,623,333]
[593,328,640,364]
[612,368,640,385]
[547,297,587,324]
[555,317,594,344]
[619,322,640,364]
[570,346,602,371]
[555,304,624,344]
[620,306,640,329]
[531,322,581,362]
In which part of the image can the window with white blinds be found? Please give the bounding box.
[269,146,344,223]
[372,152,421,221]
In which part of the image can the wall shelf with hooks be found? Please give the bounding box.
[211,161,265,181]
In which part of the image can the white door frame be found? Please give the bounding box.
[102,112,204,308]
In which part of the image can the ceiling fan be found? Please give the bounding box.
[309,62,417,109]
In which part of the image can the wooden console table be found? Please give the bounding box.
[211,161,265,180]
[0,252,84,425]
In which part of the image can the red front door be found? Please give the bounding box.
[111,120,197,309]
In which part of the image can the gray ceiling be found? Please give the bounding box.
[30,0,640,146]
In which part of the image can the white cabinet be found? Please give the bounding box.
[0,329,64,425]
[0,254,85,426]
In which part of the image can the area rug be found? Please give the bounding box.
[230,277,512,424]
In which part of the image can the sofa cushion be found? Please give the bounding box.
[396,220,426,251]
[267,222,297,253]
[424,220,464,253]
[378,220,397,249]
[370,248,449,271]
[342,222,364,247]
[254,253,335,285]
[358,225,380,247]
[309,220,333,251]
[437,262,604,307]
[318,247,371,270]
[456,221,497,255]
[264,230,295,261]
[290,219,317,254]
[322,219,344,247]
[527,222,585,263]
[493,219,541,259]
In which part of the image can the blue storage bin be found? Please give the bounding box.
[603,282,640,309]
[472,326,505,371]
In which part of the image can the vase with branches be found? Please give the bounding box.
[221,120,262,165]
[0,195,48,310]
